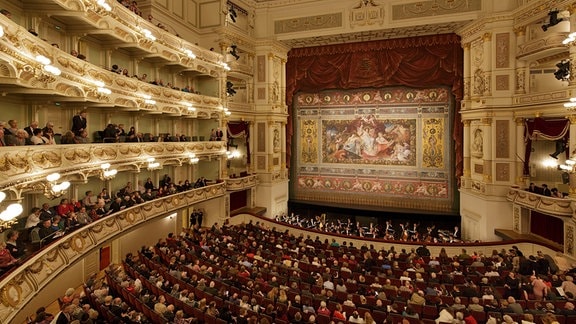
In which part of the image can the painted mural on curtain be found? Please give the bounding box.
[293,87,454,213]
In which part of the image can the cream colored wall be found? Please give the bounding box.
[254,181,289,218]
[460,191,513,241]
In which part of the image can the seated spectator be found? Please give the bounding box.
[60,131,76,144]
[5,129,27,146]
[0,241,19,272]
[25,207,42,229]
[29,128,44,145]
[348,310,364,323]
[5,230,25,259]
[41,128,56,145]
[75,130,89,144]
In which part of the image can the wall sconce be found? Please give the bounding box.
[183,49,196,59]
[96,0,112,11]
[100,163,118,181]
[44,173,70,200]
[147,157,161,170]
[229,6,237,22]
[141,28,156,41]
[226,150,241,159]
[0,191,23,232]
[542,158,559,169]
[189,153,199,164]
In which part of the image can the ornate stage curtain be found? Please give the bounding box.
[227,121,250,164]
[523,118,569,175]
[286,33,463,182]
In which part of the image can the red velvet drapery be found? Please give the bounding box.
[523,118,569,175]
[227,121,250,164]
[286,33,464,182]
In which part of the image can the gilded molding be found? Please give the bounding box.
[0,142,226,196]
[506,187,573,217]
[0,183,226,324]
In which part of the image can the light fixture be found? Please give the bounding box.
[147,157,161,170]
[564,32,576,45]
[35,55,51,65]
[228,6,237,23]
[100,163,118,181]
[0,25,4,37]
[43,65,61,76]
[226,150,241,159]
[542,9,563,31]
[229,45,239,60]
[222,63,231,71]
[226,81,236,96]
[554,60,570,81]
[44,172,71,200]
[182,102,196,111]
[0,192,23,232]
[145,99,156,105]
[183,49,196,59]
[97,0,112,11]
[549,139,567,159]
[564,97,576,110]
[141,29,156,41]
[97,87,111,95]
[223,108,231,116]
[189,153,199,164]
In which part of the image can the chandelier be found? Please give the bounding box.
[0,192,23,232]
[147,157,161,171]
[100,163,118,181]
[189,153,199,164]
[44,173,71,200]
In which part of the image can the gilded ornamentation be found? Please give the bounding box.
[0,283,22,308]
[274,13,342,34]
[30,151,62,169]
[513,205,520,231]
[473,69,486,96]
[63,148,91,163]
[566,225,574,256]
[68,234,87,253]
[300,119,318,164]
[495,120,509,159]
[422,118,444,168]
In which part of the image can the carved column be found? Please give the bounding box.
[481,118,493,183]
[569,5,576,86]
[514,27,526,94]
[462,120,471,188]
[280,121,287,173]
[515,118,527,186]
[483,33,492,96]
[221,116,229,179]
[463,43,471,101]
[569,116,576,198]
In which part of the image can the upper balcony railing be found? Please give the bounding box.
[225,174,258,191]
[0,4,228,117]
[0,141,226,196]
[506,187,574,217]
[0,182,226,324]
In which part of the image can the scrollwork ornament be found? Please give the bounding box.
[0,283,22,308]
[69,234,87,253]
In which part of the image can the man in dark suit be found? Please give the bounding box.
[23,120,38,137]
[71,109,87,136]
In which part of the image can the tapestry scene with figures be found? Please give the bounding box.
[292,86,455,213]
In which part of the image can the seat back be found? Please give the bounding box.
[30,227,41,244]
